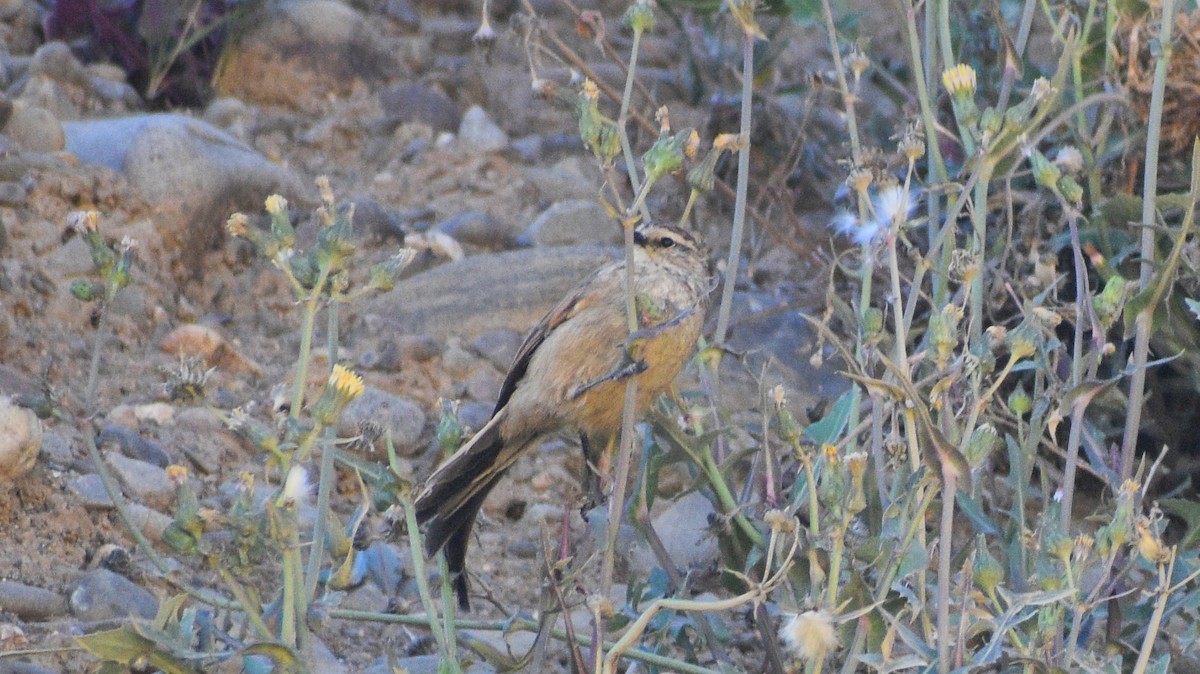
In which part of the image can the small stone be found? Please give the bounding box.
[529,470,554,492]
[173,406,223,432]
[524,156,604,202]
[633,490,718,575]
[0,582,68,621]
[4,103,63,153]
[68,473,114,509]
[132,403,175,425]
[524,502,564,524]
[464,366,503,403]
[68,569,158,622]
[159,324,263,376]
[506,539,539,559]
[0,397,41,481]
[126,504,172,542]
[96,425,171,467]
[104,452,173,509]
[470,329,522,371]
[0,182,25,207]
[433,210,518,249]
[457,106,508,153]
[523,199,620,247]
[379,83,459,134]
[384,0,421,29]
[38,431,73,467]
[456,401,493,434]
[337,387,426,454]
[440,339,478,378]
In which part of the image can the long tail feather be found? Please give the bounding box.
[414,410,516,610]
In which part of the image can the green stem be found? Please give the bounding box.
[402,494,460,668]
[304,303,341,604]
[1121,0,1176,481]
[618,27,648,223]
[84,304,113,413]
[290,266,332,420]
[712,25,756,346]
[968,160,994,346]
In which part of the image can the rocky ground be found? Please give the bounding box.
[0,0,847,671]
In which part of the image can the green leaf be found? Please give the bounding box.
[75,626,202,674]
[1161,498,1200,549]
[955,490,999,536]
[803,389,854,445]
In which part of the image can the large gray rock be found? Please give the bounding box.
[360,245,618,339]
[63,114,308,278]
[522,199,620,247]
[68,569,158,622]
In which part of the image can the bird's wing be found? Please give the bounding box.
[491,263,616,414]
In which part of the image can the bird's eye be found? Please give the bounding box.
[658,236,675,248]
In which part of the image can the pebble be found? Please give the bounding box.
[506,539,539,559]
[457,105,508,153]
[4,102,62,153]
[0,181,26,207]
[67,473,114,509]
[104,452,173,509]
[0,581,68,621]
[360,540,407,594]
[464,365,503,403]
[433,210,519,249]
[469,329,522,371]
[631,490,718,576]
[95,424,171,467]
[524,155,604,202]
[337,387,426,454]
[38,430,73,467]
[68,569,158,622]
[456,401,493,434]
[159,323,263,376]
[378,83,460,134]
[0,397,40,481]
[523,199,620,247]
[126,504,172,542]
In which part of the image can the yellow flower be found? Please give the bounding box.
[264,194,288,216]
[942,64,977,97]
[329,364,364,401]
[166,464,189,484]
[581,78,599,102]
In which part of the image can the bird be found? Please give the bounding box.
[413,223,711,610]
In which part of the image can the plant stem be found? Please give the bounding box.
[290,266,332,421]
[1121,0,1175,481]
[936,474,957,674]
[84,305,113,413]
[713,24,756,347]
[304,303,340,604]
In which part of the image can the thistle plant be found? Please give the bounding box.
[67,210,137,412]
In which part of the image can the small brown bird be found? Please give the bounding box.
[414,223,710,609]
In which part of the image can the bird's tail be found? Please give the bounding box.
[413,410,514,610]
